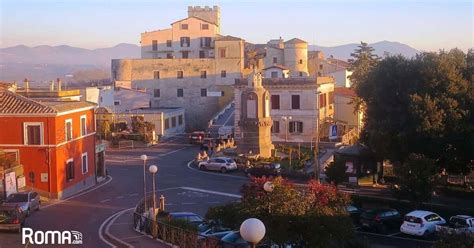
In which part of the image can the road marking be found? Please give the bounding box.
[98,207,135,248]
[182,203,196,205]
[129,193,139,197]
[356,230,435,244]
[116,196,124,199]
[180,187,241,198]
[42,176,113,209]
[388,232,401,236]
[186,160,248,180]
[158,147,187,157]
[100,199,111,203]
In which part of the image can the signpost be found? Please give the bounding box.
[329,125,337,140]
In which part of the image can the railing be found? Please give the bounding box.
[341,128,359,145]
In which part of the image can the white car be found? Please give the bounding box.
[198,157,237,173]
[400,210,446,237]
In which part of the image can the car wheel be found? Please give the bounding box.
[221,167,227,173]
[200,165,207,171]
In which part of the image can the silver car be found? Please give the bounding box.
[3,191,41,216]
[198,157,237,173]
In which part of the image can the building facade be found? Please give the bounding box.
[112,6,243,130]
[262,38,309,78]
[0,89,97,199]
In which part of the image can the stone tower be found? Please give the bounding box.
[237,70,273,158]
[188,6,221,32]
[284,38,308,77]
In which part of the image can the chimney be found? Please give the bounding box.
[56,78,62,91]
[24,78,29,92]
[49,81,55,91]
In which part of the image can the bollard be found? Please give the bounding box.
[159,195,165,211]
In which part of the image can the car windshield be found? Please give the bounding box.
[188,215,203,223]
[225,159,234,163]
[404,215,422,223]
[361,210,376,219]
[6,194,28,202]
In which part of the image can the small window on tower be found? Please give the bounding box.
[201,24,209,30]
[181,24,188,30]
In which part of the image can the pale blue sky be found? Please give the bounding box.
[1,0,472,51]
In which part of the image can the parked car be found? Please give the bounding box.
[245,163,281,178]
[360,208,402,233]
[400,210,446,237]
[198,157,237,173]
[436,215,474,235]
[3,191,40,216]
[189,131,206,144]
[346,205,362,224]
[221,231,250,248]
[165,212,205,227]
[0,205,26,232]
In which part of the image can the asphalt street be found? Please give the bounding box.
[0,134,446,248]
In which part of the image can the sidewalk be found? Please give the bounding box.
[105,208,171,248]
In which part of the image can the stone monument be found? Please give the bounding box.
[237,69,273,158]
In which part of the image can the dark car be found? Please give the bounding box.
[221,231,250,248]
[245,163,281,178]
[360,209,402,233]
[166,212,205,227]
[0,205,26,233]
[347,205,362,224]
[189,131,206,144]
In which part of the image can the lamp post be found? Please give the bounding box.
[240,218,266,248]
[281,116,292,143]
[148,165,158,220]
[140,154,148,214]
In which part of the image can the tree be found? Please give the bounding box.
[348,41,380,90]
[325,160,348,186]
[99,120,111,140]
[392,154,438,207]
[356,49,473,175]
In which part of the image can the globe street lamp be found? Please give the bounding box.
[240,218,266,248]
[281,116,292,143]
[140,154,148,214]
[149,165,158,220]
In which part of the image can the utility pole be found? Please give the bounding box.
[314,91,321,183]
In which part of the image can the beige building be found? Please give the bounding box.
[235,76,335,144]
[263,38,309,78]
[112,6,244,130]
[334,87,363,130]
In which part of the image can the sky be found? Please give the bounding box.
[1,0,473,51]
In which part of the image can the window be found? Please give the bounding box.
[271,121,280,133]
[319,93,327,108]
[65,119,73,141]
[152,40,158,51]
[201,23,209,30]
[219,48,226,58]
[167,53,173,59]
[178,115,183,125]
[273,57,277,64]
[165,118,170,129]
[181,51,189,58]
[289,121,303,133]
[200,70,207,79]
[177,71,184,79]
[271,95,280,109]
[291,95,300,109]
[299,72,303,77]
[201,37,212,47]
[154,71,160,79]
[271,71,278,78]
[100,96,103,103]
[81,153,88,174]
[66,159,75,182]
[166,40,172,47]
[328,92,334,105]
[199,51,205,58]
[177,88,184,97]
[153,89,160,98]
[114,100,120,106]
[24,123,43,145]
[201,88,207,97]
[80,115,87,136]
[425,214,442,222]
[221,70,227,78]
[319,64,323,70]
[181,23,188,30]
[171,117,176,127]
[180,37,190,47]
[299,59,303,64]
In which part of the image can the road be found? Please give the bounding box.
[0,135,442,248]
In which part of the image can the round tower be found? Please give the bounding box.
[284,38,308,78]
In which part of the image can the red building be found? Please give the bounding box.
[0,89,97,199]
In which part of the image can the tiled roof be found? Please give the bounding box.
[171,16,217,26]
[285,38,307,44]
[263,65,289,70]
[216,35,243,41]
[0,89,95,114]
[0,89,56,114]
[334,87,357,97]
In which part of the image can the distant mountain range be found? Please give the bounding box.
[0,41,419,83]
[309,41,419,60]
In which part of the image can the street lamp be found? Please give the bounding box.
[140,154,148,214]
[281,116,292,143]
[149,165,158,220]
[240,218,266,248]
